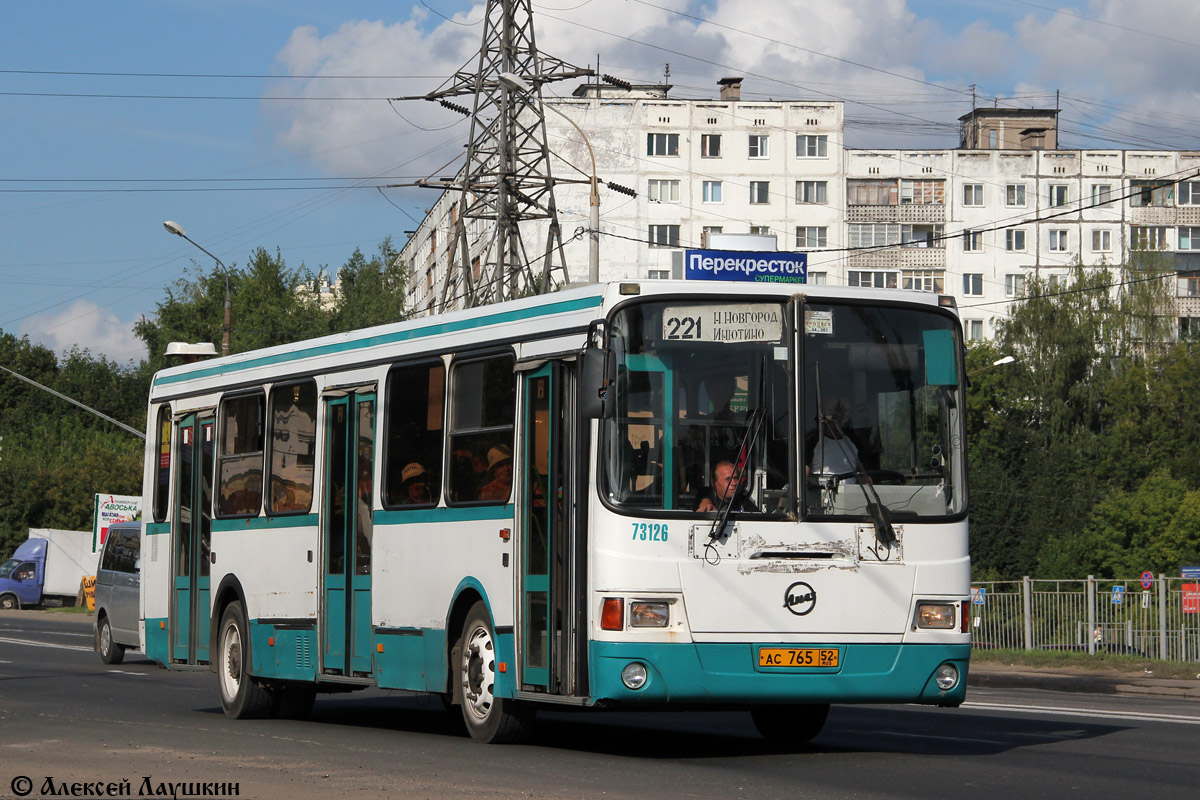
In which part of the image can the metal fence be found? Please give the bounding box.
[970,576,1200,663]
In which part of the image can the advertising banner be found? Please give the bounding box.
[684,249,807,284]
[93,494,141,551]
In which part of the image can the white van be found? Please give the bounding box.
[94,521,140,664]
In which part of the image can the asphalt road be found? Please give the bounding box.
[2,610,1198,800]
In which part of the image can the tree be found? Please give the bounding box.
[328,238,409,331]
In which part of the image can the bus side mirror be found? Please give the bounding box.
[580,347,614,419]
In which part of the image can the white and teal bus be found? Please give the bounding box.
[139,280,970,743]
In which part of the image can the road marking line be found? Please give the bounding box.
[962,701,1200,725]
[0,636,94,653]
[107,669,145,676]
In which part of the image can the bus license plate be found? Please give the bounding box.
[758,648,839,668]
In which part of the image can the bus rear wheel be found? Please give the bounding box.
[458,602,534,744]
[750,703,830,744]
[217,601,273,719]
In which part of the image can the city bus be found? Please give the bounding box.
[138,280,971,743]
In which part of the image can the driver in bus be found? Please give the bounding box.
[693,460,757,513]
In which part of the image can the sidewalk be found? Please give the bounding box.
[969,663,1200,699]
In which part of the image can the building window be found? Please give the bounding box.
[1181,317,1200,340]
[647,179,680,203]
[1130,180,1173,207]
[963,274,983,296]
[700,133,721,158]
[647,269,670,280]
[749,225,771,236]
[808,272,827,285]
[1092,229,1112,252]
[648,224,681,248]
[748,134,770,159]
[796,180,827,204]
[795,226,828,249]
[1006,184,1026,207]
[702,180,722,204]
[848,223,901,248]
[848,270,897,289]
[647,133,679,157]
[1048,185,1069,208]
[1179,227,1200,251]
[966,320,984,341]
[1006,229,1027,252]
[901,224,943,248]
[797,134,828,158]
[1181,275,1200,297]
[1091,184,1113,206]
[963,184,984,207]
[1048,229,1069,253]
[1132,226,1167,250]
[749,181,771,204]
[1005,274,1026,297]
[963,230,983,252]
[901,179,944,205]
[848,179,897,206]
[701,225,723,247]
[902,270,944,293]
[1178,181,1200,205]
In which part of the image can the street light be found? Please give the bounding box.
[497,72,600,284]
[163,221,232,357]
[968,354,1016,376]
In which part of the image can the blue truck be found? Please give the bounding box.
[0,530,94,609]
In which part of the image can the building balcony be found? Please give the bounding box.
[847,204,945,223]
[848,247,946,270]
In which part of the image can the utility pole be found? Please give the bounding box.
[396,0,592,311]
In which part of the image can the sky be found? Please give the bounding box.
[2,0,1197,364]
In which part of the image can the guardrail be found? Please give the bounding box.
[970,576,1200,662]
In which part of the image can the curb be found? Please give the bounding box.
[969,669,1200,699]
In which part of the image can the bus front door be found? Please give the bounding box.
[171,414,213,665]
[519,362,583,696]
[321,393,375,676]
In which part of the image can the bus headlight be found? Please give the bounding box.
[916,602,956,629]
[621,662,649,690]
[935,663,959,691]
[629,601,669,627]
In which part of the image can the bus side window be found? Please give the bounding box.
[217,392,265,517]
[153,404,171,523]
[383,360,445,508]
[267,380,317,515]
[447,353,515,504]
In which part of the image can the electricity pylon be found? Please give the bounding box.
[397,0,591,311]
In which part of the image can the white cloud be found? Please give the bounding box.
[22,300,146,365]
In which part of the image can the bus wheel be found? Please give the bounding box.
[217,601,273,719]
[750,703,830,743]
[98,616,125,665]
[458,602,534,744]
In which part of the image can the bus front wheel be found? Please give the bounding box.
[217,601,273,719]
[750,703,829,744]
[458,602,534,744]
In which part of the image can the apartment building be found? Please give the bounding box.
[399,81,1200,340]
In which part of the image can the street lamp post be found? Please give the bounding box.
[497,72,600,284]
[163,221,232,357]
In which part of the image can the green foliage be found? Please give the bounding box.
[968,257,1200,580]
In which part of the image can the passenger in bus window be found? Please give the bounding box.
[478,445,513,501]
[693,460,757,513]
[398,462,431,505]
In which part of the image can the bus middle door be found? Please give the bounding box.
[321,391,376,677]
[171,413,214,665]
[518,361,584,698]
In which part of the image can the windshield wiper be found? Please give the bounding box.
[709,405,767,543]
[820,414,897,549]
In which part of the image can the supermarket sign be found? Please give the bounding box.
[685,249,807,284]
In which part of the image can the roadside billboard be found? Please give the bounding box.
[93,494,141,552]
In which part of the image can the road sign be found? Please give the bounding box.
[1140,571,1154,589]
[1183,583,1200,615]
[1111,585,1126,604]
[971,587,985,605]
[1142,590,1150,609]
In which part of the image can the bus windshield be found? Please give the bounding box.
[800,301,965,521]
[600,297,966,522]
[601,300,791,514]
